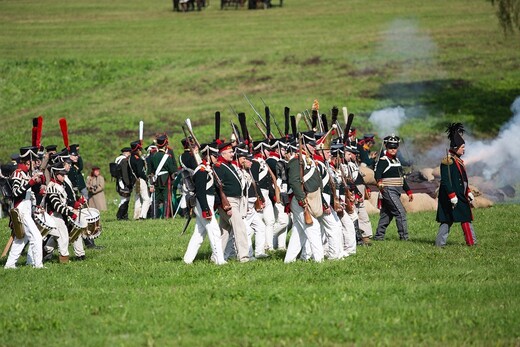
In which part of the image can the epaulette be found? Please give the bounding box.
[200,166,206,172]
[441,156,454,165]
[214,162,222,168]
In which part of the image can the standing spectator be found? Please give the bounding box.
[86,166,107,211]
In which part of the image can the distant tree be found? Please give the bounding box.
[490,0,520,34]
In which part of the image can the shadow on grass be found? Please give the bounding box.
[377,79,520,135]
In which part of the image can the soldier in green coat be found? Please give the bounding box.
[436,123,477,246]
[148,135,177,218]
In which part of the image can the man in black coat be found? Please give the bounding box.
[436,123,477,246]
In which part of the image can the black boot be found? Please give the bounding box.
[84,237,103,250]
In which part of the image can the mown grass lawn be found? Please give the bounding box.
[0,204,518,346]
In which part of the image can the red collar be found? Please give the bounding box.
[254,153,264,159]
[385,151,396,160]
[268,152,280,159]
[313,154,325,163]
[217,156,230,165]
[17,163,29,173]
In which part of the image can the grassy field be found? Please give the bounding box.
[1,0,520,345]
[0,204,519,346]
[1,0,520,171]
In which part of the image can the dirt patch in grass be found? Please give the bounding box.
[301,56,322,66]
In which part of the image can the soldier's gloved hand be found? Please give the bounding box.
[202,210,212,220]
[450,196,458,207]
[468,192,474,201]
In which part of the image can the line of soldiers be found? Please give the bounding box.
[2,144,102,269]
[178,102,416,264]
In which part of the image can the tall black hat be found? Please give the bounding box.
[50,162,68,177]
[446,123,465,149]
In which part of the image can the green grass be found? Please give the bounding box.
[1,0,520,169]
[0,204,519,346]
[1,0,519,345]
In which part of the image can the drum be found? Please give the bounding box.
[80,208,102,239]
[68,217,88,243]
[33,209,57,237]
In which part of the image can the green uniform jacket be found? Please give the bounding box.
[436,154,473,223]
[193,163,215,213]
[213,160,243,198]
[148,150,176,186]
[287,154,323,203]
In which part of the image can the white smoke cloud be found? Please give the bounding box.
[464,96,520,188]
[368,106,406,137]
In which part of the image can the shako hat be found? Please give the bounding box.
[384,134,400,149]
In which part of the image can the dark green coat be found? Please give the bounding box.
[148,150,176,187]
[287,154,323,203]
[436,154,473,223]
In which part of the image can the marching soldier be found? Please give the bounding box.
[238,145,268,259]
[436,123,477,246]
[44,162,86,262]
[374,135,414,241]
[357,134,377,169]
[345,143,374,246]
[251,139,276,252]
[183,143,226,265]
[130,140,152,220]
[284,132,325,263]
[148,135,176,218]
[68,144,88,200]
[214,141,251,263]
[313,130,344,260]
[4,146,45,269]
[266,139,290,251]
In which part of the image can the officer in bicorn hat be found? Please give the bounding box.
[183,142,226,265]
[436,123,477,246]
[130,140,152,220]
[374,134,414,241]
[4,146,45,269]
[148,134,177,218]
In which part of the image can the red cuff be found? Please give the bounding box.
[74,201,81,209]
[448,192,456,199]
[298,199,305,207]
[355,194,362,200]
[29,179,36,186]
[366,187,371,193]
[202,210,212,219]
[71,213,77,220]
[406,190,413,196]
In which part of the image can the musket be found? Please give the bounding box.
[298,133,313,225]
[243,94,267,127]
[260,97,284,137]
[337,153,355,214]
[183,119,202,165]
[302,109,312,130]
